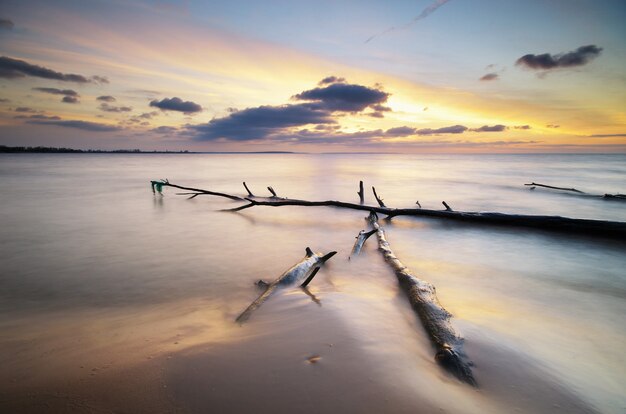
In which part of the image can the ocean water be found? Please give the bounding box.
[0,153,624,413]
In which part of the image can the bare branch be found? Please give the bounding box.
[372,186,386,207]
[243,181,254,197]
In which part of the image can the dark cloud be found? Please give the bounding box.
[62,96,79,104]
[318,76,345,85]
[368,112,385,118]
[514,125,531,130]
[139,111,158,119]
[0,98,10,103]
[14,114,61,120]
[0,56,92,82]
[480,73,499,81]
[416,125,468,135]
[471,124,506,132]
[516,45,602,70]
[190,103,333,141]
[0,19,14,30]
[97,95,116,102]
[385,126,416,137]
[26,118,122,132]
[14,107,38,113]
[150,97,202,114]
[189,78,389,141]
[294,82,389,113]
[99,103,132,112]
[33,87,78,96]
[546,124,560,128]
[588,133,626,138]
[151,126,178,134]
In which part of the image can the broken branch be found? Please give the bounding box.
[372,186,386,207]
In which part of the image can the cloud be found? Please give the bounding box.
[0,98,9,103]
[99,103,132,112]
[416,125,468,135]
[189,78,390,141]
[588,133,626,138]
[0,56,94,82]
[91,75,109,84]
[97,95,116,102]
[32,87,78,96]
[26,118,122,132]
[190,103,334,141]
[546,124,560,128]
[62,96,78,104]
[14,114,61,120]
[516,45,602,71]
[480,73,499,81]
[385,126,416,137]
[318,76,345,85]
[151,126,178,134]
[514,125,531,130]
[471,124,506,132]
[14,107,38,113]
[366,0,451,43]
[293,82,389,112]
[150,97,202,114]
[0,19,14,29]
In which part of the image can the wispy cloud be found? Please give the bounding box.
[0,56,94,83]
[26,119,122,132]
[99,103,132,112]
[588,133,626,138]
[480,73,499,81]
[0,19,14,30]
[366,0,451,43]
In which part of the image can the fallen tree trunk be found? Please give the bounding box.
[368,212,476,386]
[235,247,336,323]
[229,197,626,240]
[151,180,626,239]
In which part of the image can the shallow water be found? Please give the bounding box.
[0,153,625,413]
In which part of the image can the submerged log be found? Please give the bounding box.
[368,212,476,386]
[524,182,585,194]
[235,247,336,323]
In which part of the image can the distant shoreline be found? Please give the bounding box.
[0,146,295,154]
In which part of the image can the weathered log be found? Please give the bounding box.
[349,229,377,259]
[151,180,626,239]
[358,181,364,204]
[524,182,584,193]
[368,212,476,386]
[235,247,336,323]
[372,186,386,207]
[227,197,626,240]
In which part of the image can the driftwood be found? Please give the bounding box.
[525,182,626,201]
[349,229,377,259]
[150,180,626,239]
[358,180,364,204]
[235,247,336,323]
[367,212,476,385]
[228,197,626,240]
[372,186,386,207]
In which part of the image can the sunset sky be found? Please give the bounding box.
[0,0,624,152]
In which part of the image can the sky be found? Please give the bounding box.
[0,0,624,152]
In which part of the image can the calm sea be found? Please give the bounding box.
[0,153,624,413]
